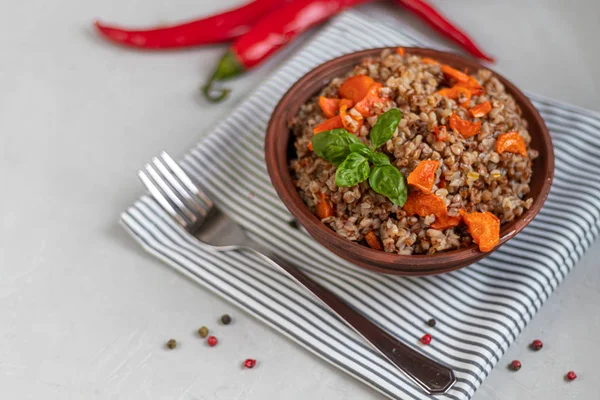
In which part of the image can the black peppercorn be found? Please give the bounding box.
[426,318,436,327]
[221,314,232,325]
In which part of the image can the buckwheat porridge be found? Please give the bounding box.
[289,48,538,254]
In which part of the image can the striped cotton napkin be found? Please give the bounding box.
[121,10,600,400]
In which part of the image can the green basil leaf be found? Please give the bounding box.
[312,128,361,166]
[370,152,391,166]
[335,153,370,187]
[348,142,373,159]
[369,165,407,206]
[369,108,402,150]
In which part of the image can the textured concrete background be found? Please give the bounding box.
[1,0,598,399]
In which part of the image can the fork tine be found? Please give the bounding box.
[151,157,208,218]
[138,169,189,229]
[144,163,200,225]
[160,152,214,209]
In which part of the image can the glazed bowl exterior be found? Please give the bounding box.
[265,47,554,275]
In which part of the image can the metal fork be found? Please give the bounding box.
[139,152,456,395]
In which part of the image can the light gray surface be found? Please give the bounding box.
[1,0,598,399]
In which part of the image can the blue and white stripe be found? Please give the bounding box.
[120,11,600,400]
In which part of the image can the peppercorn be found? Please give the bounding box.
[426,318,436,327]
[166,339,177,349]
[243,359,257,369]
[509,360,522,371]
[420,334,432,345]
[565,371,577,381]
[221,314,232,325]
[207,336,218,347]
[198,326,209,338]
[530,339,543,351]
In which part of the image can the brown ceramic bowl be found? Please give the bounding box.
[265,47,554,275]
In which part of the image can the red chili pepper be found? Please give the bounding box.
[94,0,284,50]
[203,0,372,102]
[394,0,495,62]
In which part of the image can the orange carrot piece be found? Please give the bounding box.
[339,103,363,134]
[436,85,472,107]
[307,142,313,151]
[402,192,447,218]
[456,76,484,96]
[365,230,384,251]
[431,213,462,230]
[313,115,343,134]
[339,98,354,109]
[449,112,481,138]
[469,101,492,118]
[339,75,376,104]
[396,47,405,56]
[456,87,472,107]
[354,83,387,117]
[433,125,448,142]
[436,88,453,98]
[407,160,439,193]
[403,191,462,231]
[315,192,335,219]
[496,131,527,157]
[318,96,340,118]
[460,210,500,252]
[441,64,470,83]
[458,88,472,107]
[339,103,350,129]
[422,57,440,65]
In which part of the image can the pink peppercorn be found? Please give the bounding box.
[420,334,432,345]
[207,336,218,347]
[530,339,543,351]
[509,360,522,371]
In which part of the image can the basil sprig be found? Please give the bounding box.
[335,153,370,187]
[348,142,372,158]
[310,108,407,206]
[311,128,361,166]
[370,108,402,149]
[369,152,391,166]
[369,165,407,206]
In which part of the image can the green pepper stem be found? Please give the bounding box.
[202,83,230,103]
[201,50,244,103]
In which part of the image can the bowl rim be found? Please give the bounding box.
[265,47,555,274]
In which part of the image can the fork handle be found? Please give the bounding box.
[258,252,456,395]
